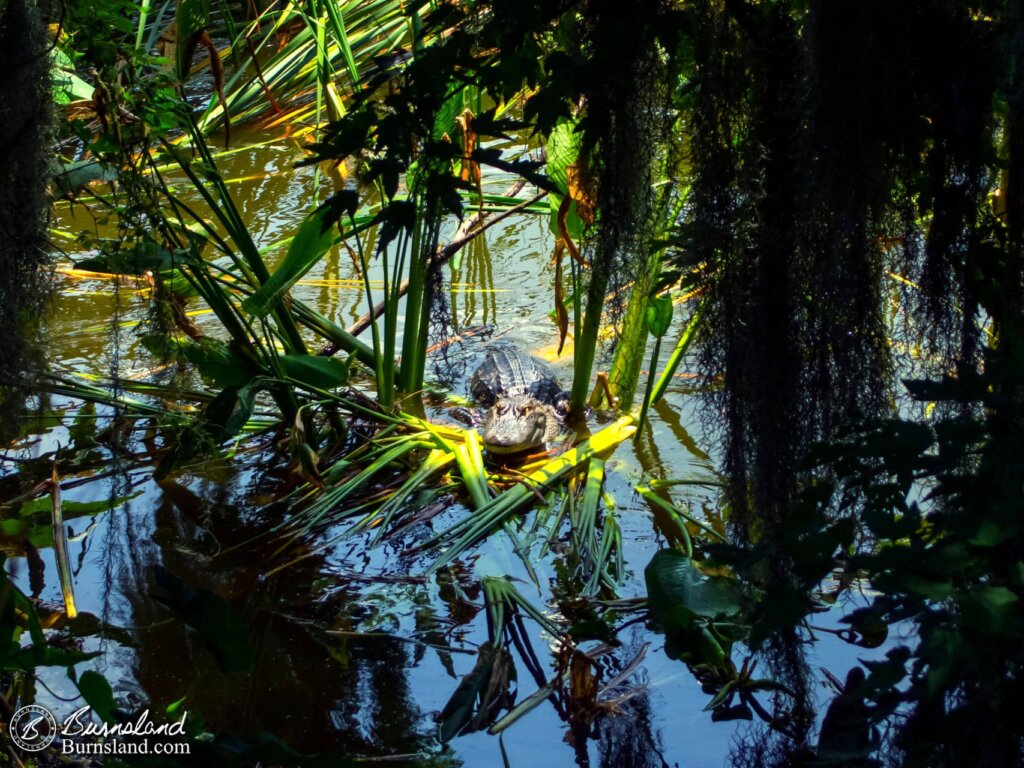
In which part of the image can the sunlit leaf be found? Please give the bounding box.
[645,295,674,338]
[546,118,584,240]
[242,204,339,318]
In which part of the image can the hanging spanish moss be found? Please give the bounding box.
[687,0,1011,572]
[685,0,1022,762]
[580,0,679,411]
[0,0,55,442]
[568,0,676,415]
[685,1,819,742]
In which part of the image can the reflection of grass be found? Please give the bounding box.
[438,575,568,741]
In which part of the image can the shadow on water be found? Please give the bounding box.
[85,471,435,759]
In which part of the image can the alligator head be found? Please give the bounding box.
[480,394,556,454]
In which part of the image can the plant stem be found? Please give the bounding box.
[635,335,662,440]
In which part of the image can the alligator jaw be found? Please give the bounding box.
[480,395,551,454]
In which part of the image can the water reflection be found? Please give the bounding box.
[17,125,890,767]
[96,475,436,758]
[450,234,497,328]
[597,692,669,768]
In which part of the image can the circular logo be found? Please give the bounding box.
[8,705,58,752]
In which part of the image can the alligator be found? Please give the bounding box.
[469,345,567,455]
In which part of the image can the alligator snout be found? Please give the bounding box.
[481,395,553,454]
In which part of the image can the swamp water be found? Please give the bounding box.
[2,129,896,766]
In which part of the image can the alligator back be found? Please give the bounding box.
[469,345,562,407]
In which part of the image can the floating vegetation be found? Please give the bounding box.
[3,0,1024,765]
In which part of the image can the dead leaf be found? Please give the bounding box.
[566,164,596,225]
[551,240,569,355]
[199,32,231,148]
[557,195,588,268]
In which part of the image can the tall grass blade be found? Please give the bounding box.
[453,430,492,509]
[574,456,604,566]
[50,465,78,619]
[488,678,560,735]
[369,448,454,544]
[635,295,673,438]
[636,485,726,545]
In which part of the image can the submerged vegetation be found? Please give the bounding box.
[1,0,1024,765]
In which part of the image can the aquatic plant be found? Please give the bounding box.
[22,0,1024,763]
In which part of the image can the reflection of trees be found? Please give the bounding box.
[114,477,431,756]
[597,688,668,768]
[728,659,884,768]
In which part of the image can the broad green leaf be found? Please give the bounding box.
[970,518,1009,547]
[52,45,94,104]
[645,295,674,338]
[16,495,141,519]
[432,85,464,142]
[175,0,210,81]
[73,240,177,275]
[897,574,953,602]
[78,671,116,723]
[546,118,584,240]
[960,586,1019,635]
[546,119,582,194]
[205,383,260,439]
[53,68,94,105]
[242,205,338,318]
[10,494,142,550]
[279,354,351,391]
[651,299,705,404]
[181,338,257,389]
[645,549,741,624]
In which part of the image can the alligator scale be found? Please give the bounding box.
[469,345,567,455]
